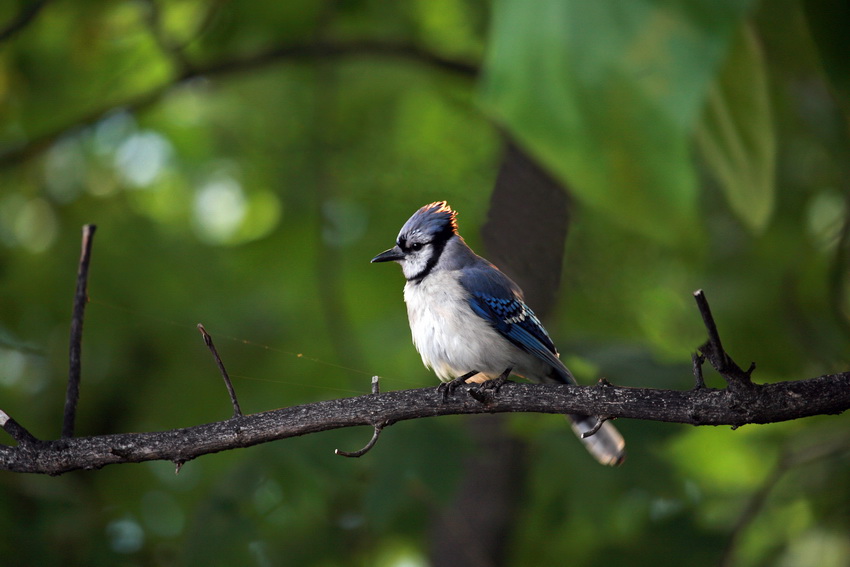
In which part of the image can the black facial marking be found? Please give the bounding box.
[407,235,451,283]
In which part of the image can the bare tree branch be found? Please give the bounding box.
[62,224,96,438]
[0,410,39,447]
[197,324,243,418]
[0,0,50,43]
[693,289,756,390]
[0,40,477,169]
[2,373,849,476]
[140,0,195,76]
[334,421,386,458]
[335,376,384,457]
[2,228,848,477]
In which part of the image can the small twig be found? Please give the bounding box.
[63,224,96,439]
[197,324,243,418]
[693,289,754,388]
[335,376,386,457]
[581,416,609,439]
[335,422,387,458]
[692,353,706,389]
[0,409,39,446]
[694,289,727,363]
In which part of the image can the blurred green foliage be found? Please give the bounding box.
[1,0,849,566]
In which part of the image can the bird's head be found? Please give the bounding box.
[371,201,459,281]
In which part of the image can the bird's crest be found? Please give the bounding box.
[400,201,458,241]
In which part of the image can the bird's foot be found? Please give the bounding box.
[437,371,479,401]
[468,367,512,402]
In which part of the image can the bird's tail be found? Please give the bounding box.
[546,364,626,466]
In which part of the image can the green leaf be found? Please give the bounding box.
[479,0,755,243]
[695,24,776,232]
[803,0,850,121]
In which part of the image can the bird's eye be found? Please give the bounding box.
[410,242,424,251]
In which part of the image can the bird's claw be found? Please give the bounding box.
[468,373,509,402]
[481,375,508,392]
[437,369,511,402]
[437,380,461,401]
[437,370,480,401]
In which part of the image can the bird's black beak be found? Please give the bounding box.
[371,246,404,263]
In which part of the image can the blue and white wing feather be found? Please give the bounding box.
[459,265,575,384]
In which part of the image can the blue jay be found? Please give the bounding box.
[372,201,625,465]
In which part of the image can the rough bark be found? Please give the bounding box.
[3,373,848,476]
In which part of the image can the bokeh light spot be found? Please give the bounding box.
[193,176,247,244]
[115,130,173,188]
[106,517,145,554]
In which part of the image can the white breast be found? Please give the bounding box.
[403,272,518,383]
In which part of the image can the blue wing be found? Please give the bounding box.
[459,264,573,383]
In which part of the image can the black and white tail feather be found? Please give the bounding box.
[544,365,626,466]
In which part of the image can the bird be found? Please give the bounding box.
[371,201,625,466]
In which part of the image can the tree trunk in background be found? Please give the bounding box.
[426,415,528,567]
[480,139,571,319]
[427,139,571,567]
